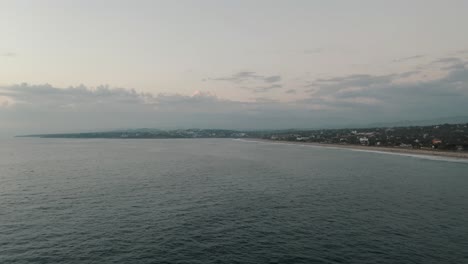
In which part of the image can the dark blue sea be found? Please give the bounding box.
[1,138,467,263]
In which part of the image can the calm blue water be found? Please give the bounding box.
[1,138,467,264]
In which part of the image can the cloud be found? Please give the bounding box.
[209,71,281,83]
[210,71,257,83]
[306,73,398,93]
[0,83,336,134]
[298,57,468,121]
[1,55,468,135]
[0,83,154,110]
[242,84,282,93]
[431,57,468,71]
[306,71,420,93]
[393,55,425,63]
[455,49,468,55]
[1,52,17,57]
[432,57,463,64]
[264,75,281,83]
[210,71,283,94]
[252,97,278,103]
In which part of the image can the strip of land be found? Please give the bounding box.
[241,138,468,161]
[17,123,468,160]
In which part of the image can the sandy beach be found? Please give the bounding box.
[241,138,468,161]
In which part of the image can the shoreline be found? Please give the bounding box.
[241,138,468,161]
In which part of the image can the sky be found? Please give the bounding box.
[1,0,468,136]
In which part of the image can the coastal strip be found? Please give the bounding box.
[237,138,468,163]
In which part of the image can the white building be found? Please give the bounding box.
[359,137,369,145]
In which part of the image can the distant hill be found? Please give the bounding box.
[17,116,468,139]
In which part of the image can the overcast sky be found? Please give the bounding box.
[1,0,468,136]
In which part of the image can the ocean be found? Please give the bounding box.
[1,138,467,263]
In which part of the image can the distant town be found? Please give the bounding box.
[20,123,468,152]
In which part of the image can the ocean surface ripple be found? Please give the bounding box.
[1,139,467,263]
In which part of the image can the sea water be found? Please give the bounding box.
[1,138,467,263]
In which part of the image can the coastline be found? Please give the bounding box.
[240,138,468,161]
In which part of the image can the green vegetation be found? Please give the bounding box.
[254,123,468,151]
[19,123,468,151]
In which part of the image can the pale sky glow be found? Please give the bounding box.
[1,0,468,135]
